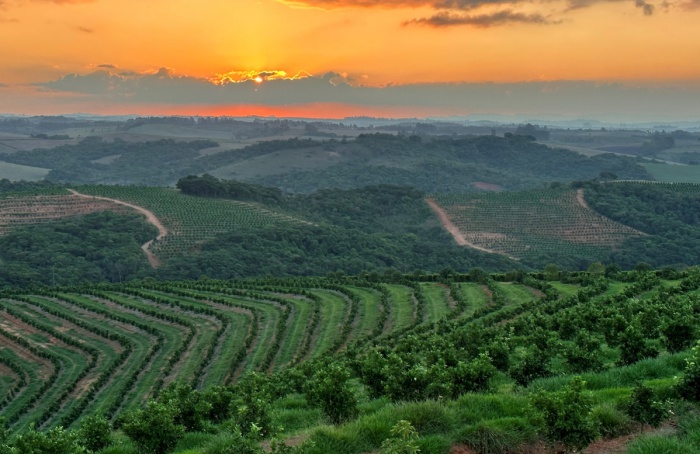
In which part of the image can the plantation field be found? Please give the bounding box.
[0,276,503,432]
[641,162,700,183]
[431,188,644,262]
[1,268,700,454]
[0,191,132,234]
[68,186,310,261]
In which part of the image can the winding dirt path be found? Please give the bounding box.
[68,189,168,268]
[576,188,590,209]
[425,198,503,256]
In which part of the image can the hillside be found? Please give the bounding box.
[0,134,651,190]
[0,268,698,454]
[0,183,515,287]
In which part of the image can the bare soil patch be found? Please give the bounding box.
[473,182,504,192]
[426,198,504,256]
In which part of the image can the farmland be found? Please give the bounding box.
[0,268,698,453]
[430,188,643,264]
[0,276,502,431]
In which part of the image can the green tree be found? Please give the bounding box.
[121,400,184,454]
[676,340,700,402]
[530,377,598,451]
[158,381,212,432]
[78,414,112,453]
[305,364,358,425]
[12,426,86,454]
[625,382,668,429]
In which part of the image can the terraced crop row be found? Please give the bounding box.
[432,188,643,260]
[73,186,309,259]
[0,193,131,233]
[0,278,508,432]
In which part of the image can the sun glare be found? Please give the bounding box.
[254,76,264,84]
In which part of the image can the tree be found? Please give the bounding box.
[12,426,86,454]
[543,263,560,281]
[121,400,184,454]
[78,414,112,453]
[158,381,212,432]
[530,377,598,451]
[676,340,700,402]
[625,382,668,429]
[305,364,358,425]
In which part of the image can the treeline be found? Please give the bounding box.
[0,211,157,288]
[584,181,700,268]
[176,174,284,204]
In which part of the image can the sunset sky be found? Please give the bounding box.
[1,0,699,120]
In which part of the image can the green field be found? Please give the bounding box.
[642,163,700,183]
[0,161,50,181]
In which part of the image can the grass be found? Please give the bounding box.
[383,284,416,332]
[642,162,700,183]
[345,286,382,339]
[0,161,50,181]
[455,283,490,316]
[420,283,451,322]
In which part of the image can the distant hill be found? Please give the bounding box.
[0,134,651,190]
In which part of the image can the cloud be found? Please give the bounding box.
[97,64,116,69]
[28,68,700,123]
[405,10,556,26]
[75,25,93,33]
[635,0,654,14]
[279,0,664,26]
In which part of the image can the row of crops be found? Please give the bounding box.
[0,276,546,433]
[0,193,131,234]
[432,188,643,261]
[72,186,310,260]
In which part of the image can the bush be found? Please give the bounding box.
[590,404,632,438]
[121,400,185,454]
[529,377,598,451]
[79,414,112,452]
[676,340,700,402]
[625,382,669,428]
[379,420,420,454]
[305,364,358,425]
[11,426,86,454]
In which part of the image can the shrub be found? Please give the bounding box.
[625,382,669,428]
[676,340,700,402]
[305,364,358,425]
[590,404,632,438]
[529,377,598,451]
[379,420,420,454]
[121,400,185,454]
[79,414,112,452]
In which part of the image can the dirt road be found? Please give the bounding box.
[425,198,502,256]
[68,189,168,267]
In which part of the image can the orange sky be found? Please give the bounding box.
[1,0,700,118]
